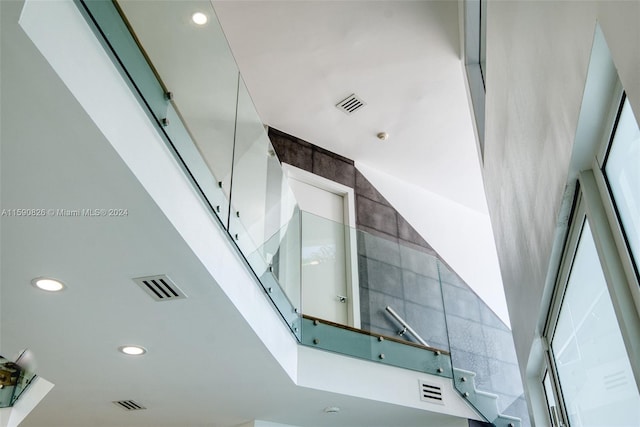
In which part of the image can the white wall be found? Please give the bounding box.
[483,0,640,369]
[356,162,509,327]
[297,345,479,422]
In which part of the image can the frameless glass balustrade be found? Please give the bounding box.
[0,355,37,408]
[115,0,242,226]
[441,260,528,426]
[298,211,452,378]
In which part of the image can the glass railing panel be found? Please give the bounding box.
[298,211,451,377]
[439,259,528,426]
[263,207,302,318]
[228,205,302,338]
[0,355,36,408]
[299,210,353,327]
[0,356,19,407]
[79,0,170,124]
[227,76,301,334]
[300,317,452,378]
[301,317,373,361]
[304,211,449,351]
[229,77,299,278]
[396,241,450,352]
[80,1,301,335]
[116,0,241,225]
[162,101,233,223]
[368,255,450,352]
[10,368,36,406]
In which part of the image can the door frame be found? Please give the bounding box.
[282,163,361,328]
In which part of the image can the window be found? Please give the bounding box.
[542,89,640,424]
[550,219,639,426]
[542,369,562,427]
[603,94,640,279]
[539,24,640,427]
[464,0,486,156]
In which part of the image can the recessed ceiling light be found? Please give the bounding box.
[118,345,147,356]
[324,406,340,414]
[191,12,208,26]
[31,277,65,292]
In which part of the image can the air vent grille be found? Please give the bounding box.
[113,400,146,411]
[419,380,444,404]
[133,275,186,301]
[336,94,365,115]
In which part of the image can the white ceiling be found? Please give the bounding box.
[212,0,487,214]
[0,1,471,425]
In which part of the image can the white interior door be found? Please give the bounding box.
[288,176,350,325]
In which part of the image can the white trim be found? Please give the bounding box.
[594,81,625,167]
[592,90,640,314]
[281,163,361,328]
[593,166,640,314]
[281,164,356,227]
[525,338,557,427]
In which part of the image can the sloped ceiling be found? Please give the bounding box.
[212,0,486,214]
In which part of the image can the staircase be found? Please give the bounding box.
[453,368,521,427]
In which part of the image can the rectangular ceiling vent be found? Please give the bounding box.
[336,94,366,115]
[419,380,444,404]
[113,400,146,411]
[133,275,186,301]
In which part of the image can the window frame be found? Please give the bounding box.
[543,182,640,426]
[463,0,486,159]
[534,24,640,427]
[541,85,640,425]
[542,194,585,427]
[540,360,566,427]
[595,91,640,292]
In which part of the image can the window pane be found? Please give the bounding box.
[543,370,560,427]
[551,221,640,427]
[605,97,640,276]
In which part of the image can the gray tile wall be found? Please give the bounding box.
[269,127,355,187]
[268,127,432,249]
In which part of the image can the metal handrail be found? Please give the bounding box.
[385,306,429,347]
